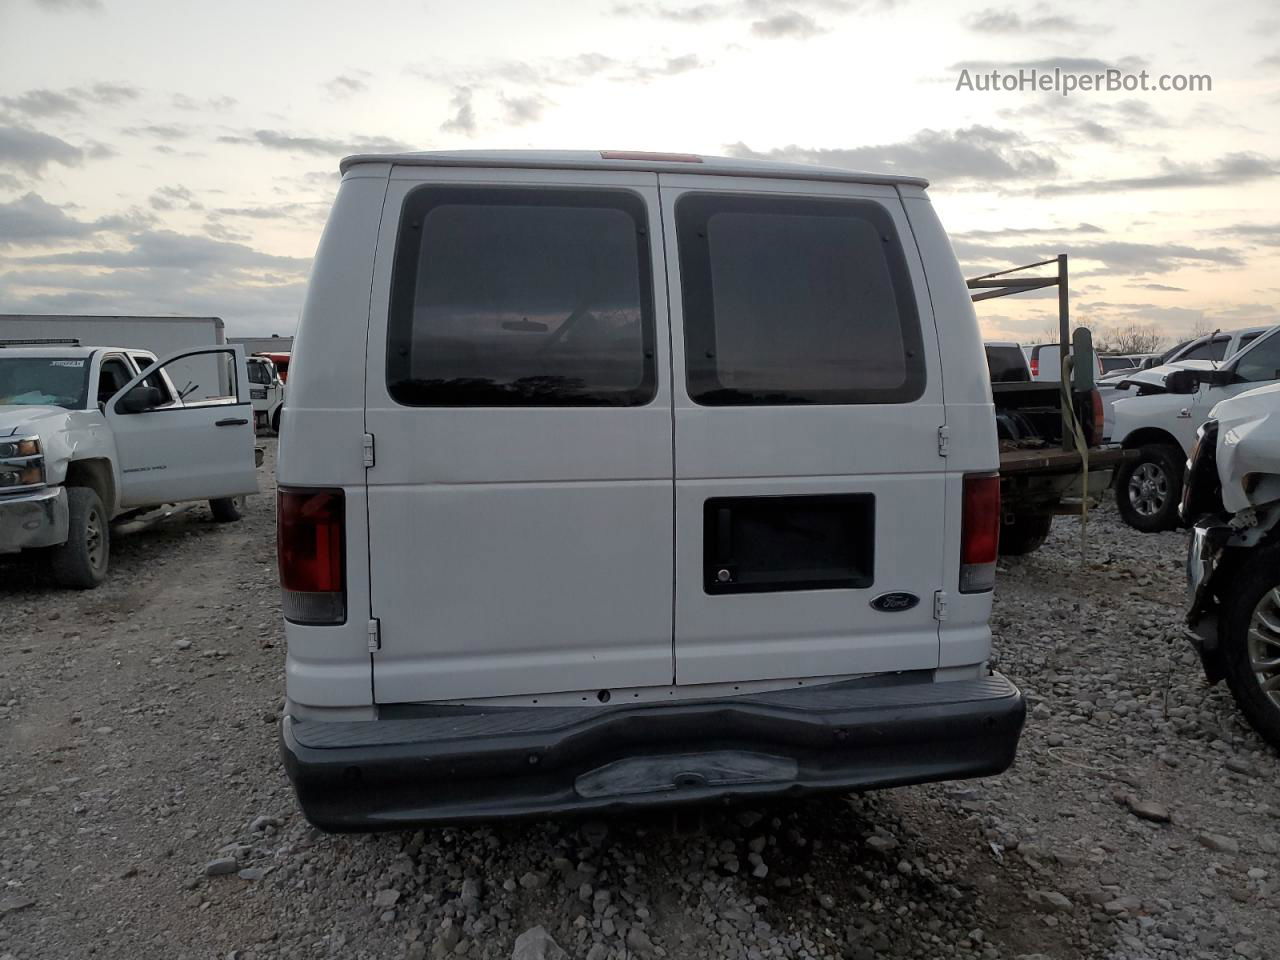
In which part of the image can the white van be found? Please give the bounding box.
[1021,342,1105,382]
[276,150,1025,829]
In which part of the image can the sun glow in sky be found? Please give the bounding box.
[1,0,1277,343]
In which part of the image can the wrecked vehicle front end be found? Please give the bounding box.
[1181,384,1280,746]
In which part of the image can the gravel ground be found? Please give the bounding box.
[2,442,1277,960]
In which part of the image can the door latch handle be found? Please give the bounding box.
[215,417,249,427]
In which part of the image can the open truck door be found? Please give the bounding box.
[107,344,258,508]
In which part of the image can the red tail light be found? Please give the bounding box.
[1029,355,1039,377]
[278,487,346,624]
[1087,388,1105,445]
[961,473,1000,593]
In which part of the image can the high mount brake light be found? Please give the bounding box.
[278,487,346,624]
[960,473,1000,593]
[599,150,702,163]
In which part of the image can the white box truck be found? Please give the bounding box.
[0,315,227,399]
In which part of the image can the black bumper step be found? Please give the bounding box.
[282,673,1025,830]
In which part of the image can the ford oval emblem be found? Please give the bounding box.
[870,592,919,613]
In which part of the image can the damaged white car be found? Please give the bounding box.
[1184,378,1280,748]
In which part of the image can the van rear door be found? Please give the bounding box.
[658,176,947,685]
[363,170,675,703]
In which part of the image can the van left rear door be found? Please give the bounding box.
[364,169,675,704]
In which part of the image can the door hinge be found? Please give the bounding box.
[367,618,381,652]
[362,432,375,468]
[933,591,948,621]
[937,425,950,457]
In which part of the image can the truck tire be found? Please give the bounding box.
[1115,443,1183,532]
[210,496,246,523]
[48,486,109,589]
[1218,549,1280,749]
[999,511,1053,556]
[271,407,282,434]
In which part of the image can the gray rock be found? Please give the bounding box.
[1198,833,1240,855]
[205,858,239,877]
[374,888,401,908]
[434,923,461,956]
[1225,757,1255,776]
[1126,797,1171,823]
[866,835,899,854]
[1104,895,1142,915]
[0,895,35,915]
[1034,890,1072,913]
[626,927,657,956]
[512,926,567,960]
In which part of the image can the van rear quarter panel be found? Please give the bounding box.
[900,194,997,667]
[278,169,387,708]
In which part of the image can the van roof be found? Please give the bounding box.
[338,149,930,189]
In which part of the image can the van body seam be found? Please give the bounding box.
[363,170,393,707]
[656,175,679,686]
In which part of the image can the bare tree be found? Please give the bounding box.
[1091,323,1166,355]
[1187,317,1215,338]
[1024,324,1061,345]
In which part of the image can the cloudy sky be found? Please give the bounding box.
[1,0,1277,342]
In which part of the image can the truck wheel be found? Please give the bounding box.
[49,487,109,589]
[271,408,282,434]
[999,512,1053,556]
[1115,444,1183,532]
[210,496,246,523]
[1218,551,1280,749]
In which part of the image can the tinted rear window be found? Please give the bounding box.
[386,187,656,407]
[985,345,1030,382]
[675,193,925,405]
[1100,356,1133,373]
[1180,337,1229,362]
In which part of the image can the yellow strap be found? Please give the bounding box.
[1059,358,1090,563]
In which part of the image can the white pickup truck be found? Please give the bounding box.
[1109,327,1280,530]
[0,338,259,588]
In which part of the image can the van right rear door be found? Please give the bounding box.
[659,175,949,686]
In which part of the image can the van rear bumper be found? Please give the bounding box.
[281,673,1025,831]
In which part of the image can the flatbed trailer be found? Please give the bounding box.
[1000,445,1129,477]
[971,257,1131,555]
